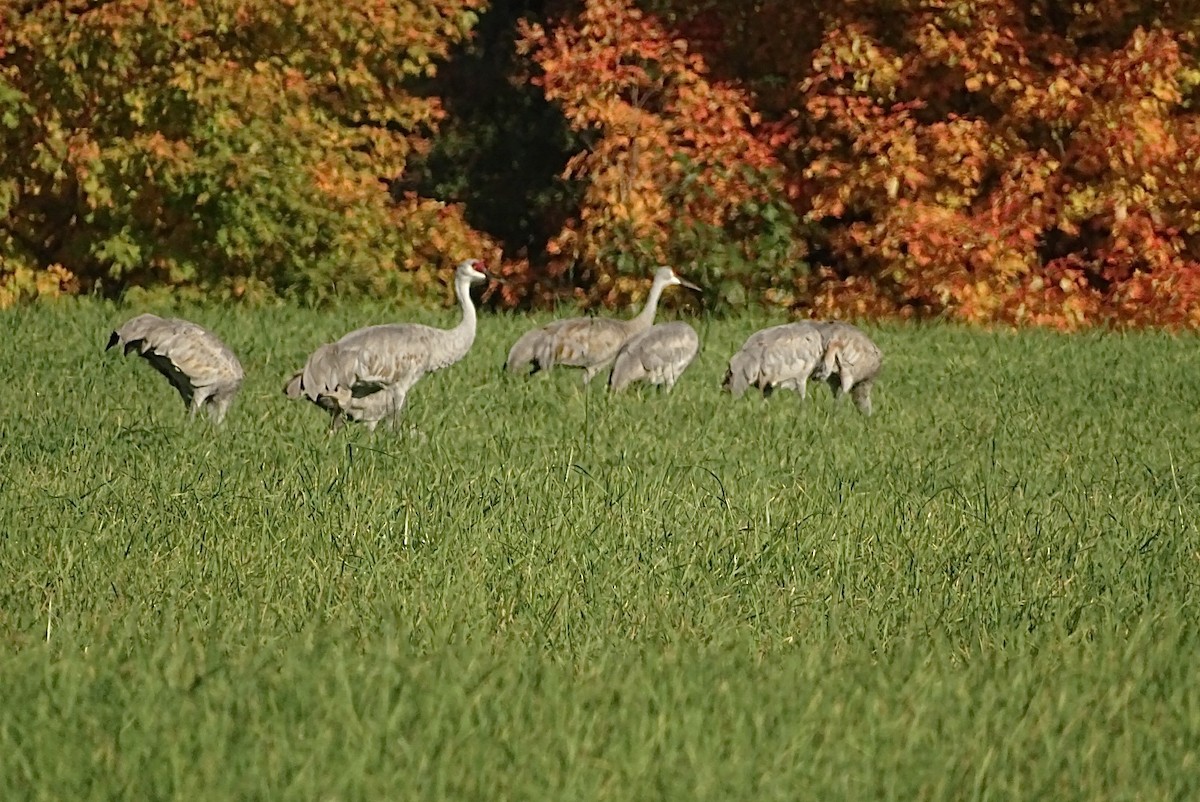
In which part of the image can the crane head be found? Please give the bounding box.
[811,338,844,381]
[654,266,702,293]
[456,258,491,284]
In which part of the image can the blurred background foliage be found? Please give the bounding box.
[2,0,1199,327]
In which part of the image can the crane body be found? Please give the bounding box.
[107,313,244,424]
[812,321,883,415]
[608,321,700,393]
[723,322,823,400]
[285,259,491,432]
[505,267,701,383]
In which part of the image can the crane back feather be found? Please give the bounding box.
[504,327,548,375]
[285,259,488,431]
[812,322,882,415]
[723,322,823,400]
[107,313,244,424]
[534,318,631,374]
[609,321,699,392]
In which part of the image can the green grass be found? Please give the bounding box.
[1,298,1198,800]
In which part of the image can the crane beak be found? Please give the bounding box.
[677,277,702,293]
[481,268,509,285]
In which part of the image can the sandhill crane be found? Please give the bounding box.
[608,321,700,393]
[722,321,823,399]
[106,313,245,424]
[813,321,882,415]
[284,258,492,432]
[504,266,701,383]
[503,326,547,375]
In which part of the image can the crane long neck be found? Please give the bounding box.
[454,274,477,338]
[418,273,479,370]
[631,278,668,331]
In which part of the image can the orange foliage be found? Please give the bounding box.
[793,3,1200,328]
[516,0,805,309]
[5,0,1200,328]
[0,0,489,303]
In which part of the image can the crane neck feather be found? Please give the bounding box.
[443,272,478,361]
[453,274,478,333]
[631,277,668,330]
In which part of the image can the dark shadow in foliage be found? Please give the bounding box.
[640,0,826,118]
[398,0,583,279]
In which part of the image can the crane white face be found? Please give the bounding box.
[458,258,488,283]
[658,266,701,293]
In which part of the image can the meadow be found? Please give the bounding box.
[1,297,1198,800]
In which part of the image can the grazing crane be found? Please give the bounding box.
[504,266,701,383]
[503,326,547,376]
[722,321,823,400]
[106,313,245,424]
[608,321,700,393]
[812,321,882,415]
[284,258,492,432]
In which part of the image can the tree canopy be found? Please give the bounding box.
[3,0,1198,327]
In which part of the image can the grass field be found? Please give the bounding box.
[1,297,1198,800]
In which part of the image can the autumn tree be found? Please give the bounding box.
[0,0,497,307]
[5,0,1199,328]
[792,0,1200,327]
[398,0,584,309]
[592,0,1199,328]
[515,0,809,311]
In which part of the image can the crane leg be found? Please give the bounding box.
[208,394,231,425]
[832,371,854,405]
[851,380,873,416]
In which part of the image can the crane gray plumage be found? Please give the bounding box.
[284,259,490,432]
[504,266,701,383]
[812,321,882,415]
[503,326,548,375]
[722,321,823,399]
[106,313,244,424]
[608,321,699,393]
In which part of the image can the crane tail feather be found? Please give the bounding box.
[283,372,304,399]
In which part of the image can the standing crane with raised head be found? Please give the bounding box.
[106,313,245,424]
[284,258,493,432]
[722,321,824,400]
[504,266,701,383]
[608,321,700,393]
[812,321,882,415]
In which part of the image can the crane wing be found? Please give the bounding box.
[336,324,442,384]
[542,318,628,367]
[297,324,441,406]
[757,324,821,382]
[629,323,698,373]
[109,314,244,399]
